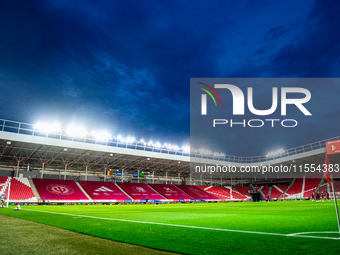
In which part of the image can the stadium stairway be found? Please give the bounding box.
[29,180,41,200]
[284,178,304,199]
[114,183,133,200]
[232,186,251,198]
[0,177,10,195]
[147,183,166,197]
[303,177,324,198]
[273,185,290,199]
[75,182,93,200]
[205,186,232,200]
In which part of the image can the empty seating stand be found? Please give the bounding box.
[79,181,131,200]
[0,177,37,202]
[204,186,232,200]
[176,185,219,200]
[285,178,303,198]
[117,182,165,200]
[271,185,289,199]
[149,184,194,200]
[33,179,89,201]
[232,186,251,199]
[303,178,322,198]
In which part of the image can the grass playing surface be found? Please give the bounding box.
[1,201,340,254]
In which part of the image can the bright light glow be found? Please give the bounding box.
[182,146,190,152]
[34,122,61,134]
[266,149,285,157]
[155,142,161,148]
[126,137,135,143]
[66,125,87,137]
[91,130,111,141]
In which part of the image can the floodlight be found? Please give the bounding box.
[66,125,88,137]
[91,131,111,141]
[182,146,190,152]
[34,122,61,134]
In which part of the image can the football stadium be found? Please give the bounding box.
[2,1,340,255]
[0,119,339,254]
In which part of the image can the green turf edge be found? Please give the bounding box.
[0,214,179,255]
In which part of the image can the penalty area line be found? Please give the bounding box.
[21,208,340,240]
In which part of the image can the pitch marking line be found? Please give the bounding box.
[22,208,340,240]
[287,231,339,236]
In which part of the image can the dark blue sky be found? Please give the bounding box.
[1,0,340,156]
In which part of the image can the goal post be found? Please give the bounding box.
[6,180,11,208]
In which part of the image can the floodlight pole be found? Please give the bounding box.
[153,171,155,184]
[16,161,19,177]
[41,162,45,179]
[85,165,88,181]
[330,174,340,235]
[104,167,107,182]
[64,164,67,180]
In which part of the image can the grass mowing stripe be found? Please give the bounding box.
[22,208,340,240]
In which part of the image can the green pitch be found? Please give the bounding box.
[1,201,340,254]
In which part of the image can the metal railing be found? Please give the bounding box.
[0,119,336,163]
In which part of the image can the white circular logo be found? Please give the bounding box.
[46,184,74,195]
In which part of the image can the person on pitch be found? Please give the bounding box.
[0,193,7,208]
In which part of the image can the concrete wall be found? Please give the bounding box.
[0,170,14,177]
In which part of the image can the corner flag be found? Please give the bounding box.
[325,153,340,235]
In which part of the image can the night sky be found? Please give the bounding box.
[1,0,340,156]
